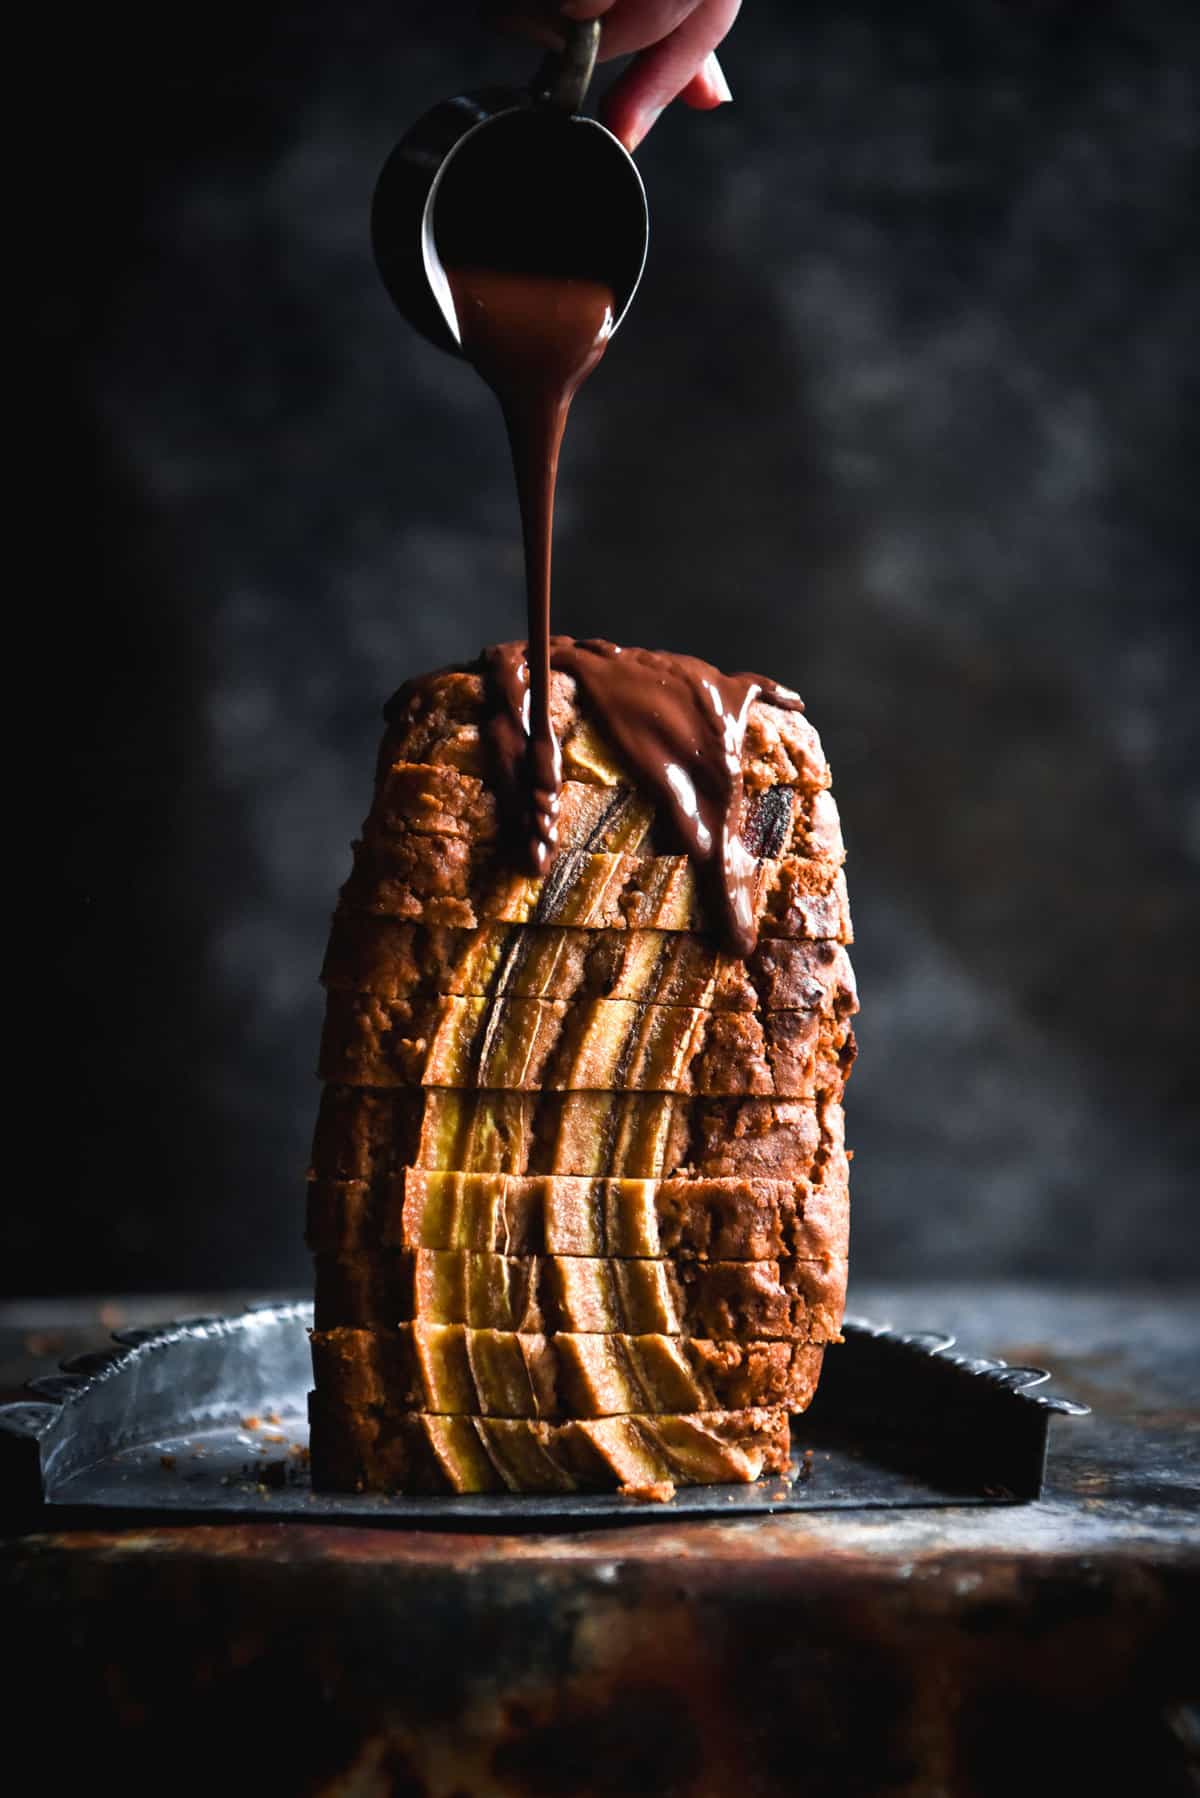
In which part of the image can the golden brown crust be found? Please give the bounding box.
[312,1248,847,1340]
[310,1325,825,1418]
[305,1166,850,1261]
[308,1391,794,1494]
[310,1087,846,1183]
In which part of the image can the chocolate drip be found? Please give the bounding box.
[487,637,804,958]
[447,266,614,875]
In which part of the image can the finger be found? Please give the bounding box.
[679,51,732,111]
[484,4,713,72]
[600,0,740,149]
[487,2,700,59]
[589,1,704,62]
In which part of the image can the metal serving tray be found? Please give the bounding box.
[0,1303,1087,1529]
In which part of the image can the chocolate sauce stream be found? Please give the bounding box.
[445,265,804,958]
[447,266,614,875]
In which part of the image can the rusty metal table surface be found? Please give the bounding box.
[2,1282,1196,1797]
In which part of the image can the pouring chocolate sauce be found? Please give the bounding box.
[447,266,616,879]
[445,260,803,961]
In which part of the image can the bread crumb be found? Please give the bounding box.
[617,1479,676,1504]
[241,1415,260,1430]
[159,1454,176,1471]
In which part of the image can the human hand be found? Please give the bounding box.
[486,1,741,151]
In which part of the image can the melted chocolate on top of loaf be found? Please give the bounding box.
[486,636,805,958]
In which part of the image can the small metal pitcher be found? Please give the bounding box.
[372,20,649,355]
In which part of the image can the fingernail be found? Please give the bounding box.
[703,52,733,105]
[626,105,664,152]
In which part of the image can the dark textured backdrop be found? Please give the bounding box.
[22,0,1198,1292]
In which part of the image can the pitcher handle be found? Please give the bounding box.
[531,18,602,115]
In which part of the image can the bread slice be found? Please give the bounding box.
[306,1167,849,1261]
[311,1087,846,1183]
[380,663,830,796]
[371,764,830,860]
[339,838,847,937]
[308,1391,793,1493]
[319,990,855,1098]
[311,1324,825,1417]
[321,919,855,1009]
[313,1248,847,1339]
